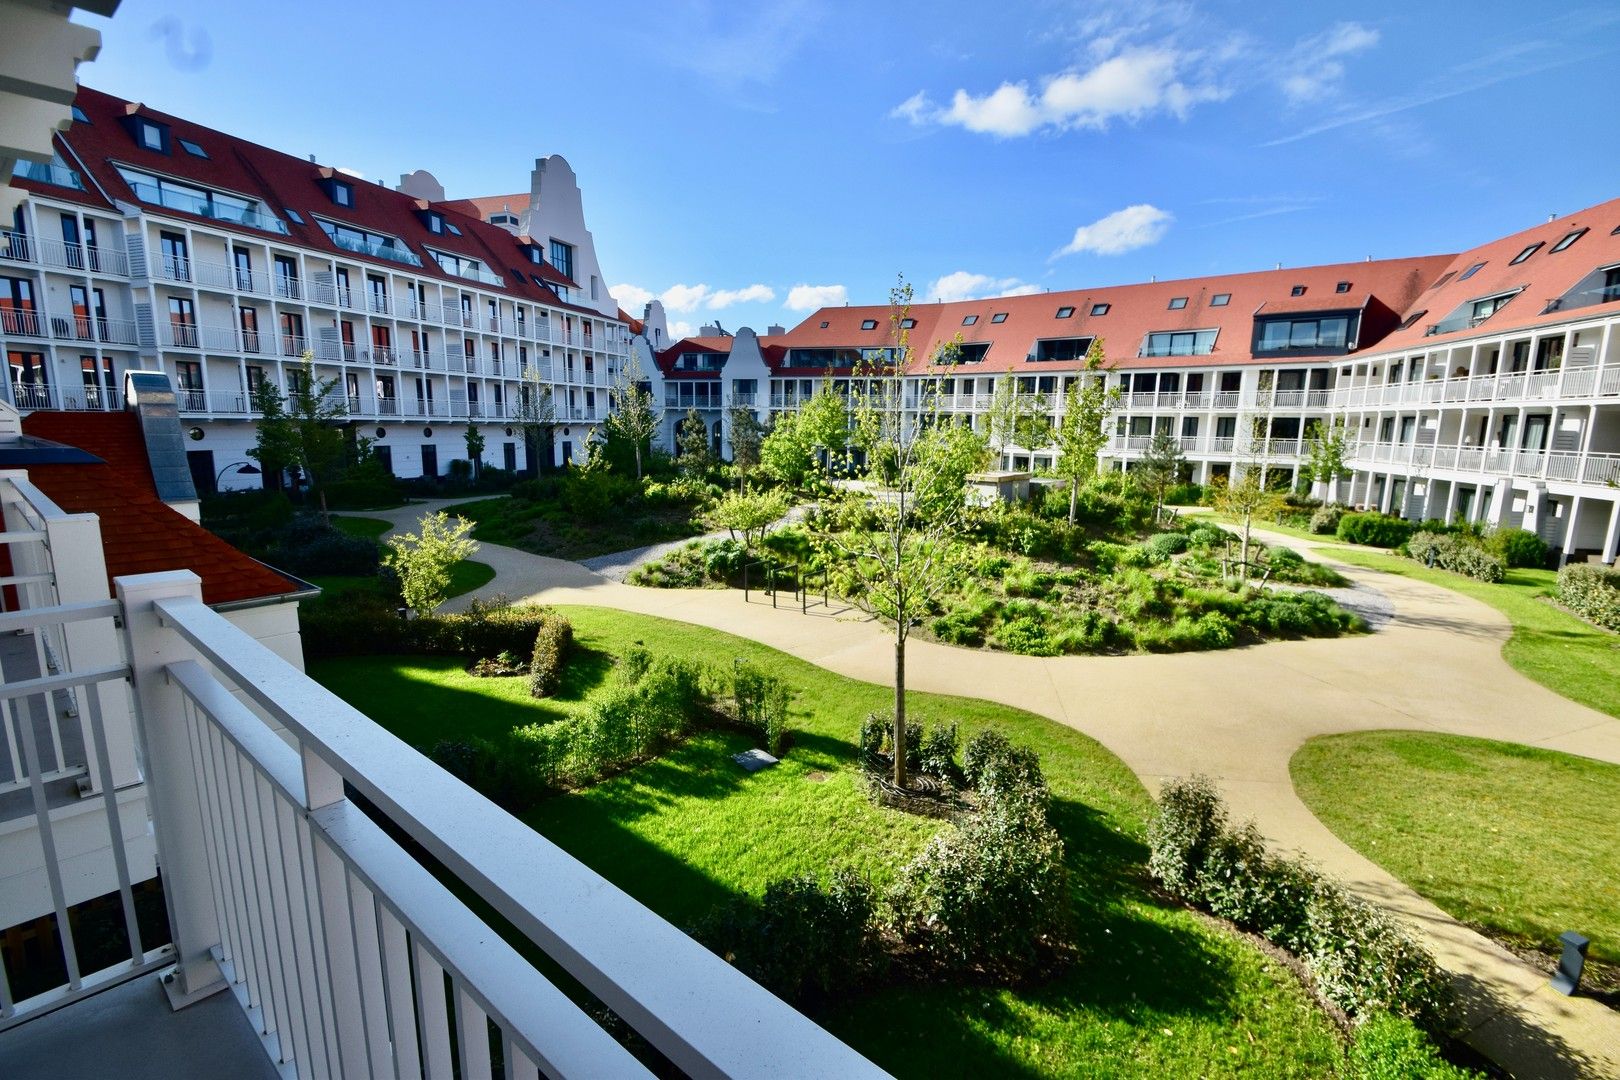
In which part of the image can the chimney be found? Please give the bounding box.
[766,324,785,336]
[1548,212,1557,222]
[308,154,316,163]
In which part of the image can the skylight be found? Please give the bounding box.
[1210,293,1230,307]
[1335,281,1352,293]
[285,208,305,224]
[990,312,1008,323]
[446,222,463,236]
[1290,285,1306,297]
[1168,297,1188,309]
[1550,228,1588,253]
[1510,243,1542,265]
[962,314,978,325]
[1090,303,1110,316]
[179,139,208,158]
[1457,262,1486,281]
[900,318,916,328]
[71,105,89,124]
[860,319,877,330]
[1055,306,1074,318]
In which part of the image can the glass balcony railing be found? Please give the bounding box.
[124,180,290,235]
[323,228,423,268]
[11,158,84,190]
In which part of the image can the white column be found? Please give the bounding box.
[1602,499,1620,565]
[1488,477,1512,528]
[116,570,227,1006]
[1523,484,1546,537]
[1443,481,1460,526]
[1559,495,1583,566]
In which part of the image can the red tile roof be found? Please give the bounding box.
[20,411,303,607]
[1368,198,1620,353]
[60,88,595,303]
[441,193,530,222]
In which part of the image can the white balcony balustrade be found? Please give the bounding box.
[1346,440,1620,487]
[0,231,130,276]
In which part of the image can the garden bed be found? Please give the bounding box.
[309,606,1354,1077]
[454,474,711,562]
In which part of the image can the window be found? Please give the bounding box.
[962,314,978,326]
[819,320,829,328]
[239,306,260,352]
[424,211,444,234]
[233,247,252,290]
[1032,337,1093,362]
[1090,302,1110,316]
[900,318,916,329]
[860,319,877,330]
[1335,281,1352,293]
[1210,293,1230,307]
[1055,306,1074,319]
[549,239,574,279]
[990,312,1008,324]
[178,139,208,158]
[1550,227,1588,253]
[1510,242,1542,265]
[167,297,196,347]
[159,231,189,280]
[115,166,285,233]
[284,208,305,225]
[1398,309,1427,330]
[273,255,300,298]
[1290,285,1306,297]
[135,119,165,151]
[278,311,304,353]
[1168,297,1188,309]
[1458,261,1486,281]
[954,342,990,364]
[445,222,462,236]
[330,179,354,207]
[71,104,89,124]
[1142,329,1217,357]
[1471,293,1514,322]
[1256,317,1350,352]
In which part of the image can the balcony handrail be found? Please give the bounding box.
[125,180,290,235]
[142,590,883,1078]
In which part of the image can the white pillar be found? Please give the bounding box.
[1603,499,1620,565]
[1559,495,1583,567]
[1488,478,1512,528]
[116,570,228,1006]
[1443,481,1460,527]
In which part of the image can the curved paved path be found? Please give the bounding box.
[359,503,1620,1078]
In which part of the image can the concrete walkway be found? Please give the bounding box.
[355,503,1620,1078]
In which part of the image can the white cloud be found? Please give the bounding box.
[659,283,711,313]
[897,46,1228,137]
[785,284,848,311]
[926,271,1041,303]
[707,284,776,309]
[336,166,365,179]
[668,319,698,341]
[609,283,655,312]
[1055,204,1173,258]
[1279,22,1379,103]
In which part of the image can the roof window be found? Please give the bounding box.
[860,319,877,330]
[1168,296,1188,309]
[962,314,978,325]
[1335,281,1352,293]
[1210,293,1230,306]
[1550,227,1588,253]
[819,320,829,328]
[1510,242,1542,265]
[446,222,463,236]
[1090,302,1110,316]
[70,105,89,124]
[1428,271,1456,291]
[1457,261,1485,281]
[990,312,1008,324]
[1055,305,1074,318]
[285,208,305,224]
[178,138,208,158]
[1290,285,1306,297]
[900,318,916,329]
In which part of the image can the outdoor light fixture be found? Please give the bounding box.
[1552,931,1589,995]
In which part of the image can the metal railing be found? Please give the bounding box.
[0,231,130,276]
[1345,440,1620,486]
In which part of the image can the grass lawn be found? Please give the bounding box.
[305,559,495,613]
[309,606,1343,1077]
[1208,512,1326,543]
[455,494,705,562]
[1325,547,1620,719]
[1292,731,1620,966]
[331,515,392,540]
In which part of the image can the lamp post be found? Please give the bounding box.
[215,460,262,490]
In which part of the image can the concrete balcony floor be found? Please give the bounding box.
[0,973,277,1080]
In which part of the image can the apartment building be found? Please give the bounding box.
[641,197,1620,564]
[1,86,631,489]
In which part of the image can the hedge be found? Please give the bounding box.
[1405,532,1505,583]
[1557,563,1620,631]
[1337,512,1414,548]
[301,601,568,661]
[527,612,574,698]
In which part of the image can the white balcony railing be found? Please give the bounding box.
[0,230,131,276]
[1345,440,1620,488]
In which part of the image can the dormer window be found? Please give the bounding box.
[331,180,353,207]
[422,210,445,234]
[132,117,167,152]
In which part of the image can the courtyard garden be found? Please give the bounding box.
[304,602,1478,1077]
[1293,731,1620,1001]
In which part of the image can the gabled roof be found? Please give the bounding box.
[1370,198,1620,353]
[20,411,304,607]
[441,193,530,222]
[57,87,601,310]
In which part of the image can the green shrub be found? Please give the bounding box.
[700,870,880,1006]
[450,603,568,661]
[527,611,574,698]
[990,613,1059,656]
[1337,512,1414,548]
[962,729,1048,806]
[1406,531,1505,583]
[1146,531,1189,558]
[429,737,550,812]
[887,793,1070,979]
[300,605,411,659]
[918,722,961,782]
[703,538,747,580]
[1304,881,1453,1031]
[1266,546,1304,571]
[1346,1013,1483,1080]
[1484,527,1547,569]
[1185,522,1231,548]
[1147,774,1228,899]
[731,661,793,755]
[1310,505,1345,535]
[1165,481,1204,506]
[1558,563,1620,631]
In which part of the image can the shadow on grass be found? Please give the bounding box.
[551,642,616,701]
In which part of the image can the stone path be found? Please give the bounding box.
[352,502,1620,1078]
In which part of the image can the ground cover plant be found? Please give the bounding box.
[1292,732,1620,982]
[309,606,1350,1077]
[632,477,1361,657]
[1325,547,1620,719]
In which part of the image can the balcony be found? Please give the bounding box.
[324,230,423,268]
[124,181,289,236]
[1,308,46,338]
[11,158,85,190]
[1345,440,1620,487]
[0,231,130,276]
[7,381,56,410]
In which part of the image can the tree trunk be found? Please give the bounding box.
[892,634,907,788]
[318,485,331,526]
[634,443,643,480]
[1068,476,1079,524]
[1240,515,1251,584]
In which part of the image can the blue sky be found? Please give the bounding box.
[77,1,1618,339]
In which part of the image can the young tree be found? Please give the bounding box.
[1215,423,1283,583]
[248,352,347,519]
[710,487,791,552]
[1138,430,1187,522]
[1052,339,1119,522]
[815,277,989,789]
[760,409,816,489]
[463,421,486,481]
[1302,418,1352,503]
[384,511,480,616]
[726,404,766,488]
[985,371,1050,464]
[601,355,661,479]
[676,407,713,476]
[797,383,852,474]
[513,362,557,474]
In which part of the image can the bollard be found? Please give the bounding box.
[1551,931,1589,995]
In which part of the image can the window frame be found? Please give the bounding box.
[1167,296,1188,310]
[1089,302,1110,316]
[1550,227,1588,253]
[1210,293,1230,307]
[1055,305,1074,319]
[1509,242,1542,265]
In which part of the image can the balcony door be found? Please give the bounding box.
[160,231,189,281]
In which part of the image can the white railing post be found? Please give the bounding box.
[116,570,227,1007]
